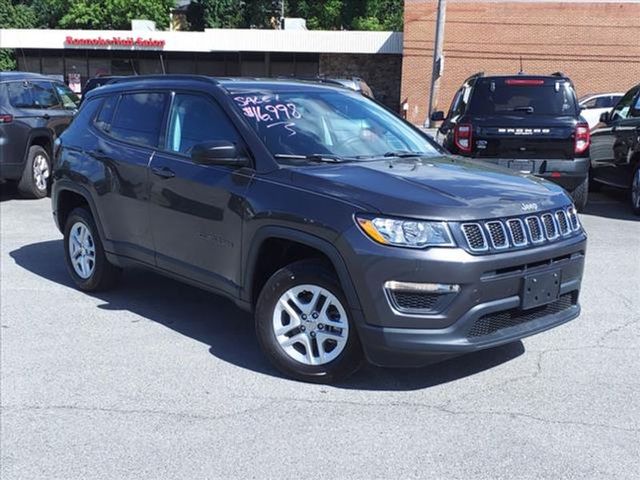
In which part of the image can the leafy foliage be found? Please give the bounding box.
[186,0,403,31]
[1,0,38,70]
[58,0,176,30]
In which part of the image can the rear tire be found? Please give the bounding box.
[17,146,50,199]
[570,176,589,212]
[631,165,640,216]
[255,260,363,383]
[63,207,121,291]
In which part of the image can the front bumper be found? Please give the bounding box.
[337,227,586,367]
[475,157,589,191]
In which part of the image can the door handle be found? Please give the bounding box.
[151,166,175,179]
[42,113,50,120]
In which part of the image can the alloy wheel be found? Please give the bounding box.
[32,154,50,192]
[69,222,96,279]
[272,284,349,366]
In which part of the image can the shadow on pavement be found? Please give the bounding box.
[583,189,637,221]
[10,239,525,391]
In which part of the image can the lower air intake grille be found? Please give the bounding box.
[390,291,440,311]
[467,292,577,338]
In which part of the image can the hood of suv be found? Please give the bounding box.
[288,155,570,221]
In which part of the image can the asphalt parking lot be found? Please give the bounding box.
[1,187,638,479]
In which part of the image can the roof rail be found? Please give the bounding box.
[463,72,484,84]
[107,74,219,85]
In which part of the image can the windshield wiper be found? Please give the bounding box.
[274,153,346,163]
[383,150,426,158]
[511,106,534,114]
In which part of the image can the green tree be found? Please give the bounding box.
[0,0,37,70]
[59,0,175,30]
[28,0,70,28]
[186,0,244,30]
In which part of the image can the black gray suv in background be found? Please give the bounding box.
[590,82,640,215]
[52,76,586,383]
[0,72,79,198]
[432,73,590,210]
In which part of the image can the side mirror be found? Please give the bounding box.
[430,110,445,122]
[191,141,249,167]
[599,111,610,123]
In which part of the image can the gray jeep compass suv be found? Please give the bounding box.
[52,76,586,383]
[1,72,79,198]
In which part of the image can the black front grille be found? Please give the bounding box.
[486,221,507,248]
[390,291,440,311]
[541,213,558,239]
[507,219,527,246]
[567,209,579,230]
[461,224,487,251]
[459,208,581,254]
[468,292,577,338]
[526,216,544,242]
[556,210,569,235]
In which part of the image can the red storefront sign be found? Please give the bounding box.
[65,36,165,49]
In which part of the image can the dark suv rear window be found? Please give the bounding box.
[7,81,61,109]
[468,79,577,116]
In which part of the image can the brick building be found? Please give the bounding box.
[402,0,640,125]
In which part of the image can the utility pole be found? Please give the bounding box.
[427,0,447,127]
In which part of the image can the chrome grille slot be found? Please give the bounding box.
[566,207,580,231]
[525,216,544,243]
[506,219,527,247]
[461,223,488,252]
[555,210,570,236]
[541,213,559,240]
[485,221,508,249]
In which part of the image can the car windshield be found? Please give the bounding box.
[231,89,440,161]
[468,79,578,116]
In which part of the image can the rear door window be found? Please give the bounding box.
[468,79,577,116]
[7,81,60,109]
[108,92,168,147]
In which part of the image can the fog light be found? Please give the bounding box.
[384,281,460,293]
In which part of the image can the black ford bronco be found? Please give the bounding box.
[432,73,590,210]
[52,76,586,383]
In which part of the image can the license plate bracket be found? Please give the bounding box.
[521,270,561,310]
[509,159,533,173]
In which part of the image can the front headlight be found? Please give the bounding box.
[356,215,456,248]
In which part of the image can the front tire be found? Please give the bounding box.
[17,146,50,199]
[570,175,589,212]
[63,207,121,291]
[255,260,363,383]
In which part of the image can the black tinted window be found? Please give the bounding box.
[95,95,118,133]
[109,92,168,147]
[8,81,60,109]
[166,94,240,154]
[611,87,639,121]
[468,80,577,116]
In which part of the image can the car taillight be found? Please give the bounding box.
[454,124,473,153]
[574,123,590,154]
[0,114,13,124]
